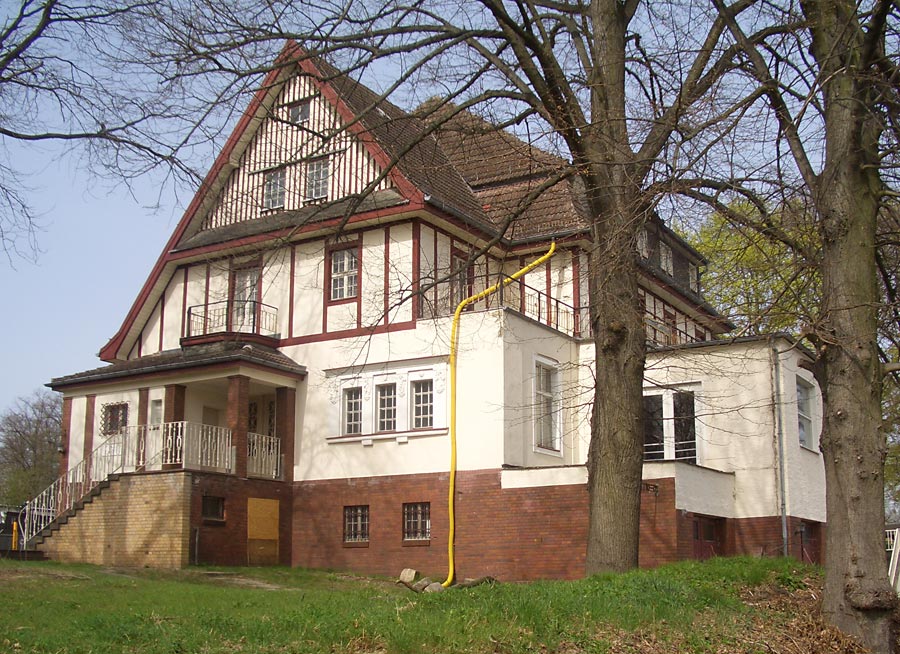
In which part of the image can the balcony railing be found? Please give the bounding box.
[247,432,282,480]
[186,300,278,338]
[22,421,232,544]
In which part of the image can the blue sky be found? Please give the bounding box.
[0,143,184,413]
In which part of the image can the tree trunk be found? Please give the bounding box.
[817,159,896,652]
[802,1,898,651]
[584,194,647,574]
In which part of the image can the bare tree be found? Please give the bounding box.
[698,1,900,649]
[0,0,217,262]
[0,389,61,505]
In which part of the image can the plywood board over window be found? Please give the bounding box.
[247,498,279,566]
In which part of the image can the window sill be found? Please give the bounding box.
[327,295,357,306]
[342,541,369,548]
[534,445,563,458]
[402,539,430,547]
[327,428,448,445]
[799,444,820,454]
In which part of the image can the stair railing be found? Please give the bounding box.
[22,429,141,545]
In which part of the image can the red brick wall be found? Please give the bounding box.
[293,470,824,580]
[189,473,293,566]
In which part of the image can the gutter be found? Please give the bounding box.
[770,335,789,557]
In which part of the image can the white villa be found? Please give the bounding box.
[28,48,825,578]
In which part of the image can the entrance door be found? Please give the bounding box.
[247,498,279,566]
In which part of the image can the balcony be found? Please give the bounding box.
[183,300,279,346]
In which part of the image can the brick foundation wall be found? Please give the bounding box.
[38,472,192,568]
[294,470,823,581]
[190,473,293,566]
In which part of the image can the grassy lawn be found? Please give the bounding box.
[0,557,836,653]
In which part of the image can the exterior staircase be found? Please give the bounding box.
[27,474,121,548]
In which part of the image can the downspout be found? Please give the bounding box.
[442,241,557,587]
[770,336,789,557]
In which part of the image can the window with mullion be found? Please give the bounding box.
[330,248,358,301]
[534,362,559,451]
[305,157,330,201]
[343,387,363,435]
[376,383,397,432]
[262,168,286,210]
[411,379,433,429]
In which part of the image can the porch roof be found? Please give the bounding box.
[48,342,306,390]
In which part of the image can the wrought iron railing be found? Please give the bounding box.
[643,440,697,464]
[247,432,282,480]
[22,421,233,544]
[186,300,278,338]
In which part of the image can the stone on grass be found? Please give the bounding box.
[423,582,445,593]
[399,568,418,584]
[411,577,432,593]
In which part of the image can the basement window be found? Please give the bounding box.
[202,496,225,521]
[402,502,430,542]
[343,505,369,544]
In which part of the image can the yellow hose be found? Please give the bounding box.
[442,241,557,587]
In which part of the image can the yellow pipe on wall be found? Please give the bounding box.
[442,241,557,587]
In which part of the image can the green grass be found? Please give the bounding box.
[0,557,814,653]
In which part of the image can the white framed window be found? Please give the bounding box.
[403,502,431,541]
[411,379,434,429]
[637,228,650,259]
[533,358,561,452]
[797,377,815,449]
[262,168,286,210]
[659,241,674,276]
[642,387,698,464]
[343,387,363,435]
[305,157,330,201]
[331,365,446,439]
[330,248,358,301]
[376,383,397,432]
[289,100,311,125]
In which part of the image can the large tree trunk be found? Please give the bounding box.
[585,212,647,573]
[805,2,897,649]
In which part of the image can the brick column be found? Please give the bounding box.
[164,385,186,422]
[59,397,72,478]
[275,386,296,483]
[227,376,250,478]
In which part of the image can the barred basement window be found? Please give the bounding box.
[376,383,397,432]
[343,387,363,435]
[403,502,430,541]
[343,505,369,543]
[411,379,433,429]
[202,496,225,521]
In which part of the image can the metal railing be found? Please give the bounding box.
[247,432,282,480]
[22,421,233,544]
[186,300,278,338]
[420,271,705,346]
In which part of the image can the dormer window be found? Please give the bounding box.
[688,263,699,293]
[659,242,674,276]
[289,100,311,125]
[637,229,650,259]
